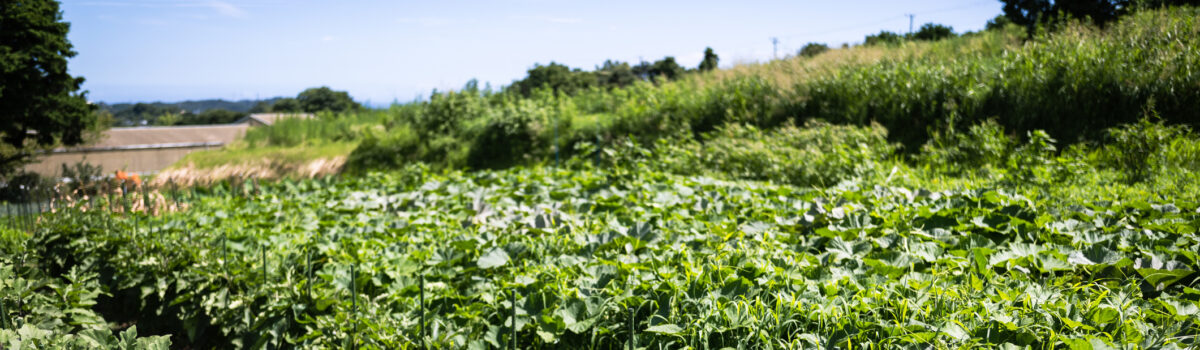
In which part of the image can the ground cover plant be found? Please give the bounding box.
[7,114,1200,348]
[3,5,1200,349]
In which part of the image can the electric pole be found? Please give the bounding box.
[907,14,915,35]
[771,37,779,59]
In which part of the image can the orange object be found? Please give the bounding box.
[114,170,141,185]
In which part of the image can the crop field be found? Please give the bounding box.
[3,5,1200,350]
[5,155,1199,348]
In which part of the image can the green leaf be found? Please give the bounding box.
[1134,257,1194,289]
[645,324,684,335]
[478,248,510,269]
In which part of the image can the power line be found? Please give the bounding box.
[777,0,994,39]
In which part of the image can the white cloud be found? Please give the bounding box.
[508,15,583,24]
[321,35,336,42]
[205,1,247,18]
[80,1,249,19]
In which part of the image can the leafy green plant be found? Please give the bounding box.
[1103,114,1196,183]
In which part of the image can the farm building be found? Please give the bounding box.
[22,124,249,176]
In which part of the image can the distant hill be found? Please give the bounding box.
[99,98,282,115]
[98,98,283,126]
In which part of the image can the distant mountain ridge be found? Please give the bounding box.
[98,98,283,114]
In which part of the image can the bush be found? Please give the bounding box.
[801,7,1200,150]
[660,121,895,187]
[918,120,1014,174]
[1101,115,1199,183]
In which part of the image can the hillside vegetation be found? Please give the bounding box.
[171,7,1198,180]
[7,6,1200,349]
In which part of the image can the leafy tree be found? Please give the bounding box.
[154,112,182,126]
[271,98,301,112]
[510,62,595,97]
[649,57,685,82]
[997,0,1165,34]
[297,86,360,113]
[0,0,98,175]
[912,23,955,41]
[985,14,1014,30]
[181,109,244,125]
[249,101,271,113]
[632,60,654,81]
[595,60,637,88]
[864,31,904,46]
[798,43,830,58]
[698,47,719,72]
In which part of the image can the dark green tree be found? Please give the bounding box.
[912,23,956,41]
[698,47,719,72]
[271,98,301,112]
[181,109,245,125]
[509,62,595,97]
[649,57,685,81]
[798,43,830,58]
[249,101,271,113]
[0,0,97,175]
[985,14,1014,30]
[296,86,360,113]
[595,60,637,88]
[632,60,654,81]
[998,0,1156,34]
[864,31,904,46]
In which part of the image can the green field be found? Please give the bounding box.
[3,6,1200,350]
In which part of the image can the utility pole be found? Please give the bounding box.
[907,14,915,35]
[771,37,779,59]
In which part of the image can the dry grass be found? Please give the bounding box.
[152,156,346,187]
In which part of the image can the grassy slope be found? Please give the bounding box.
[161,7,1199,194]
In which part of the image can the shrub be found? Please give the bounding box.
[661,121,895,187]
[918,120,1015,174]
[1102,115,1198,182]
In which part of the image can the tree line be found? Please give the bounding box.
[99,87,362,127]
[507,47,721,98]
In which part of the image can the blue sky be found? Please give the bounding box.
[63,0,1004,105]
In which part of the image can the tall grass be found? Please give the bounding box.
[254,7,1200,173]
[799,8,1200,148]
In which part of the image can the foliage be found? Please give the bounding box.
[997,0,1200,34]
[658,121,895,187]
[1101,114,1200,183]
[648,57,686,82]
[98,98,279,126]
[698,47,719,72]
[912,23,956,41]
[799,6,1200,149]
[19,143,1200,348]
[0,0,98,176]
[797,42,830,58]
[594,60,637,88]
[918,120,1015,174]
[185,109,246,125]
[509,62,595,98]
[0,227,171,348]
[59,160,104,197]
[297,86,361,114]
[864,30,904,46]
[0,173,53,203]
[271,98,302,113]
[986,14,1014,30]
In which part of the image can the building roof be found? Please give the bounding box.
[77,124,249,150]
[238,113,315,126]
